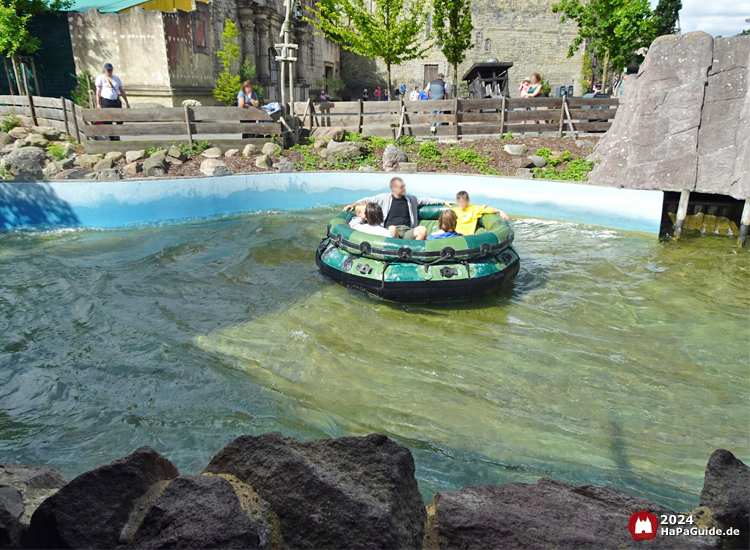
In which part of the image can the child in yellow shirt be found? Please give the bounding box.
[452,191,510,235]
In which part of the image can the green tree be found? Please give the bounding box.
[552,0,654,90]
[213,19,241,105]
[433,0,474,98]
[652,0,681,37]
[308,0,431,100]
[576,49,593,91]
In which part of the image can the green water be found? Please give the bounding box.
[0,210,747,510]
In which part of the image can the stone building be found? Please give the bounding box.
[341,0,585,99]
[68,0,340,106]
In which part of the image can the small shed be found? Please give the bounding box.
[462,62,513,99]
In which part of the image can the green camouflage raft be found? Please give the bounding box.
[316,205,520,302]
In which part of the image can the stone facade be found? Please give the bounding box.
[341,0,585,99]
[68,0,339,106]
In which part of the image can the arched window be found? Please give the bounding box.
[268,47,278,84]
[484,38,491,52]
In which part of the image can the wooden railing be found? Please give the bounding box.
[0,95,85,143]
[79,106,282,153]
[294,97,619,139]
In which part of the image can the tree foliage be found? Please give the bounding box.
[433,0,473,97]
[213,19,242,105]
[307,0,430,99]
[0,0,71,57]
[552,0,654,87]
[652,0,681,37]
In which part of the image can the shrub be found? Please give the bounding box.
[175,140,212,156]
[418,140,441,161]
[534,157,594,181]
[146,146,163,156]
[1,115,21,133]
[71,71,95,108]
[46,143,68,161]
[445,147,498,175]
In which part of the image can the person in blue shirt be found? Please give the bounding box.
[238,81,259,108]
[419,84,429,101]
[400,82,406,96]
[427,209,463,240]
[238,81,260,138]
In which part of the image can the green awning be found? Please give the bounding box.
[70,0,146,12]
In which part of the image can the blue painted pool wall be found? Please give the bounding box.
[0,173,664,234]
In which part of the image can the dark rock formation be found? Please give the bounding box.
[589,32,750,199]
[204,432,426,549]
[699,449,749,549]
[0,486,24,549]
[25,446,179,549]
[424,479,719,550]
[0,462,67,536]
[126,475,260,549]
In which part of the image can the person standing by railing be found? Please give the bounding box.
[428,72,446,127]
[95,63,130,141]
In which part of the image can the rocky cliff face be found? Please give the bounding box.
[589,32,749,199]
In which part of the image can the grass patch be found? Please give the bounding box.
[2,115,21,133]
[444,147,499,175]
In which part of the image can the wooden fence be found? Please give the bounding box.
[0,95,282,153]
[0,95,85,143]
[294,96,619,139]
[78,106,282,153]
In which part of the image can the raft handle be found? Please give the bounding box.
[356,263,373,275]
[440,267,458,278]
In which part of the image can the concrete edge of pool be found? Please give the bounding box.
[0,172,664,234]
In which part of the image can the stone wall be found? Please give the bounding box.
[68,9,172,106]
[340,0,585,98]
[588,32,749,199]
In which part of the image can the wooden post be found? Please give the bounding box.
[21,63,37,126]
[29,58,40,95]
[61,97,69,136]
[499,95,505,136]
[357,98,363,134]
[184,105,193,147]
[563,99,576,138]
[3,58,15,95]
[673,189,691,241]
[453,97,459,140]
[738,198,750,248]
[396,103,405,142]
[557,97,566,137]
[11,57,23,95]
[68,100,81,143]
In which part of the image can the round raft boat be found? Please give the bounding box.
[316,205,520,302]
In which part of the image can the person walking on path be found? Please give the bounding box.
[400,82,406,96]
[95,62,129,141]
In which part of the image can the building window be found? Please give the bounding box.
[335,61,339,77]
[484,38,491,52]
[475,31,482,47]
[425,12,432,38]
[308,46,314,66]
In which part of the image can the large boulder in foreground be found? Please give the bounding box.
[126,475,260,549]
[383,144,408,172]
[0,485,24,548]
[424,479,719,550]
[699,449,749,549]
[204,432,426,549]
[0,462,67,535]
[25,446,179,549]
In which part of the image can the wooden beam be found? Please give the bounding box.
[61,97,69,136]
[673,189,691,241]
[21,64,36,126]
[184,105,193,147]
[499,95,505,136]
[453,97,459,140]
[357,98,363,134]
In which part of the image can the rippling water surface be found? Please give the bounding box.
[0,210,747,509]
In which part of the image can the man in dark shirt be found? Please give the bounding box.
[344,177,454,240]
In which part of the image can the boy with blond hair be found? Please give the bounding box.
[452,191,509,235]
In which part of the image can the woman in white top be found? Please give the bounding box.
[95,63,130,110]
[355,203,394,238]
[95,63,129,141]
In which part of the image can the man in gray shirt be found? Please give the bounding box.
[428,73,447,126]
[344,177,454,240]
